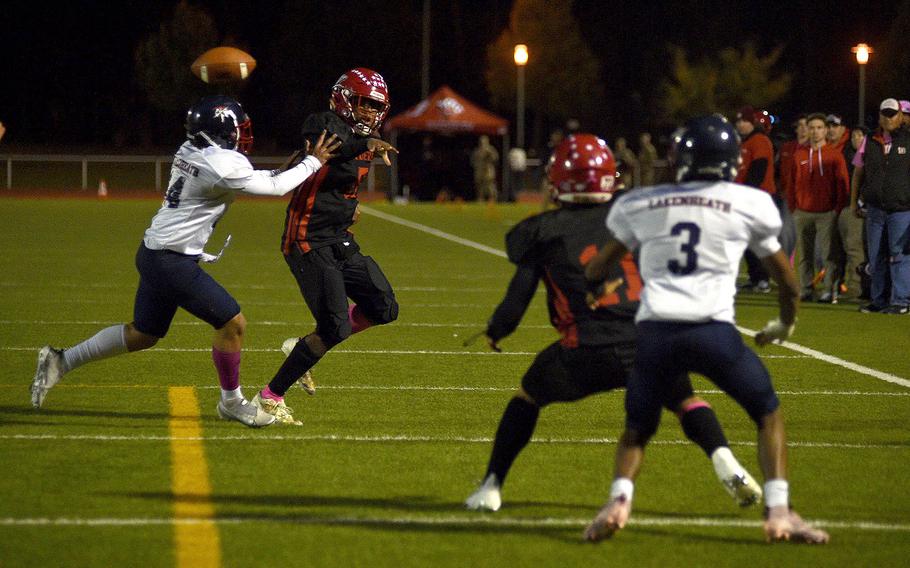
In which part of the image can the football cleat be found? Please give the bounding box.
[251,392,302,426]
[216,398,276,428]
[712,448,762,506]
[465,473,502,512]
[584,494,631,542]
[31,346,65,409]
[764,506,830,544]
[297,370,316,395]
[722,471,762,507]
[280,338,317,395]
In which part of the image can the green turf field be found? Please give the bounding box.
[1,198,908,567]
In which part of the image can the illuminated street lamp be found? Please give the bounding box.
[514,44,528,149]
[852,43,873,125]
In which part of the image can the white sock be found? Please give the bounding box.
[62,324,128,373]
[221,387,244,403]
[764,479,789,508]
[710,446,742,481]
[610,477,634,502]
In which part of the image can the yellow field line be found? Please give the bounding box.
[168,386,221,568]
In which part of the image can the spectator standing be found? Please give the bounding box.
[775,115,808,261]
[851,98,910,314]
[734,106,777,292]
[901,100,910,127]
[787,113,850,302]
[638,132,658,186]
[614,137,639,188]
[779,115,808,198]
[832,126,870,301]
[471,135,500,202]
[826,114,850,152]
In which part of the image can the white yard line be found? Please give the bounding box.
[2,383,905,397]
[0,346,814,359]
[0,513,907,532]
[362,205,910,389]
[0,433,903,450]
[359,205,509,258]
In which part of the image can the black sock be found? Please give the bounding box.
[485,397,540,485]
[679,406,729,457]
[268,339,322,396]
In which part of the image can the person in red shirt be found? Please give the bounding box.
[825,114,850,153]
[787,113,851,302]
[734,106,777,292]
[778,115,808,197]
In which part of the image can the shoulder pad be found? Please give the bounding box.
[505,214,545,265]
[302,112,345,140]
[205,148,253,188]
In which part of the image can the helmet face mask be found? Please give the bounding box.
[186,95,253,154]
[330,68,390,136]
[546,133,617,204]
[671,114,741,183]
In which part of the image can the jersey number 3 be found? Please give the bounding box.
[668,222,700,275]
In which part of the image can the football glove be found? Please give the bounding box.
[200,234,232,264]
[755,318,795,346]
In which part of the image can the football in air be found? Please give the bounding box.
[191,47,257,84]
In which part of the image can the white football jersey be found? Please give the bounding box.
[143,142,254,255]
[606,181,782,323]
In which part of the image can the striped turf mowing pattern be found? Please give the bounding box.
[1,198,908,567]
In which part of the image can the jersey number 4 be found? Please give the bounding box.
[165,176,185,209]
[668,222,700,275]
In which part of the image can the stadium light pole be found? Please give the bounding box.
[852,43,872,126]
[514,44,528,149]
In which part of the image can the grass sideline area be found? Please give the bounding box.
[1,198,908,567]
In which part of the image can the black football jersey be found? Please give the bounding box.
[491,202,640,347]
[281,111,376,254]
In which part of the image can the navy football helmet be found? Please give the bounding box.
[185,95,253,154]
[671,114,741,182]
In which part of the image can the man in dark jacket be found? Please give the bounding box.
[851,98,910,314]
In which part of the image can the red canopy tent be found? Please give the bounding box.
[384,85,510,199]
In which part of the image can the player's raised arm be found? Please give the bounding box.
[241,131,340,197]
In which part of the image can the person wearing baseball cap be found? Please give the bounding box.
[850,98,910,314]
[734,106,779,293]
[825,114,849,152]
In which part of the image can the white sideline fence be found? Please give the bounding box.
[0,154,386,193]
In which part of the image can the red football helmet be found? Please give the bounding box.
[547,134,617,203]
[330,68,391,136]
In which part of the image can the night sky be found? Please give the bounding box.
[3,0,902,153]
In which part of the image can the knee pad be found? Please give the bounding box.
[320,321,352,348]
[371,297,398,325]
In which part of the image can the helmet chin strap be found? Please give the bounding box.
[198,130,236,151]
